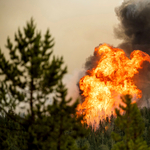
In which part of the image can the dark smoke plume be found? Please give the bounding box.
[84,45,103,73]
[115,0,150,55]
[82,0,150,107]
[115,0,150,107]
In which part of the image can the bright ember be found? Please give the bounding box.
[77,43,150,129]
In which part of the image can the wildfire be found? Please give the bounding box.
[77,43,150,129]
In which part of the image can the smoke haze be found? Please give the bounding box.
[63,69,85,104]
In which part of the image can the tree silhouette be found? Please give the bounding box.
[0,18,88,150]
[111,94,150,150]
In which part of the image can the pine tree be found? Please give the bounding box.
[0,111,27,149]
[0,18,88,149]
[30,81,89,150]
[111,94,150,150]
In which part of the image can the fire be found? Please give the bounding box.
[77,43,150,129]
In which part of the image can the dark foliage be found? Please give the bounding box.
[0,18,88,150]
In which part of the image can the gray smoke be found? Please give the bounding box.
[84,44,104,74]
[115,0,150,107]
[115,0,150,55]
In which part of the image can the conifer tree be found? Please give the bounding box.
[0,18,88,149]
[111,94,150,150]
[31,81,89,150]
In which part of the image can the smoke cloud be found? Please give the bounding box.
[115,0,150,107]
[84,44,103,73]
[82,0,150,107]
[115,0,150,55]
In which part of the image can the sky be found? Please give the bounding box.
[0,0,123,101]
[0,0,123,73]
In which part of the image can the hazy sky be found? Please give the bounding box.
[0,0,123,74]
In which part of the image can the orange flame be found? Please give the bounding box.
[77,43,150,130]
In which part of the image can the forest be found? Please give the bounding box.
[0,19,150,150]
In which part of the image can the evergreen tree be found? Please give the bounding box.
[111,94,150,150]
[0,111,27,149]
[0,18,88,149]
[140,107,150,146]
[31,81,89,150]
[98,144,109,150]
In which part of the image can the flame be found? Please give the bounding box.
[77,43,150,130]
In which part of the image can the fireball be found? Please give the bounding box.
[77,43,150,129]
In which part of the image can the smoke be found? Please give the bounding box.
[63,69,86,104]
[81,0,150,107]
[84,45,103,73]
[115,0,150,107]
[115,0,150,55]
